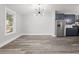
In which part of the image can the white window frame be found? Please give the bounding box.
[5,7,16,35]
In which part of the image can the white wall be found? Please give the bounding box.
[0,4,56,48]
[22,7,55,36]
[0,5,22,47]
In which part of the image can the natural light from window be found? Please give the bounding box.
[5,8,16,35]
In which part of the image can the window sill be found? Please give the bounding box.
[5,31,16,36]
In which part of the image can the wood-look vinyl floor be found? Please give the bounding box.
[0,35,79,54]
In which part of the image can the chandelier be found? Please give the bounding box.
[32,4,45,16]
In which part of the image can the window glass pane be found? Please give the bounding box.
[6,13,13,33]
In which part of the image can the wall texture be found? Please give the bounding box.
[0,5,22,47]
[22,8,55,36]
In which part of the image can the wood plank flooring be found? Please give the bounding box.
[0,35,79,54]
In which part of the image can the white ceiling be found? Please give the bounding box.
[6,4,79,15]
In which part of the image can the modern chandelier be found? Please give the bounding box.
[33,4,45,16]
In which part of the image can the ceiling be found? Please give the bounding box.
[6,4,79,15]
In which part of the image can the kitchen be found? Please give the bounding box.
[55,11,79,37]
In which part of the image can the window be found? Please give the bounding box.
[5,8,16,35]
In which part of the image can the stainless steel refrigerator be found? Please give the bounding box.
[55,20,65,37]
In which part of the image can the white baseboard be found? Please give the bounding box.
[22,33,52,35]
[0,34,22,48]
[22,34,56,37]
[22,33,56,37]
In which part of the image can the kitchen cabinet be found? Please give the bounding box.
[66,26,78,36]
[55,14,64,20]
[64,14,75,24]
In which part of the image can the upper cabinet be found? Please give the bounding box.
[55,13,75,24]
[55,14,64,20]
[64,14,75,24]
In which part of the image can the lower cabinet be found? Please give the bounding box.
[66,28,78,36]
